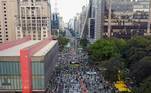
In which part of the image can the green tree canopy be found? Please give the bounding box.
[100,57,125,82]
[57,37,69,51]
[127,36,150,48]
[133,76,151,93]
[80,38,89,48]
[130,56,151,83]
[88,39,127,64]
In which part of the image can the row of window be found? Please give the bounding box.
[3,2,8,41]
[0,76,22,90]
[0,62,44,75]
[0,76,44,90]
[0,61,45,89]
[18,34,47,38]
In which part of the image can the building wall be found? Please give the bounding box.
[133,0,149,12]
[0,61,44,92]
[95,0,105,40]
[0,61,21,91]
[16,0,51,40]
[44,42,59,88]
[88,0,105,43]
[0,0,17,43]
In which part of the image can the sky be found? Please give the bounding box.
[50,0,88,23]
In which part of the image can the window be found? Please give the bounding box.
[4,18,7,20]
[5,21,7,23]
[5,25,7,27]
[4,14,6,16]
[6,38,8,40]
[6,35,8,37]
[6,32,8,33]
[4,7,6,9]
[4,11,6,13]
[5,28,7,30]
[17,27,20,30]
[4,3,6,6]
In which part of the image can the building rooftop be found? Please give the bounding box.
[0,40,57,57]
[34,40,57,56]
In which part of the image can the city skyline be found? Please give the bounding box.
[50,0,88,22]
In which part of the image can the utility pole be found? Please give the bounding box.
[108,0,112,38]
[147,0,151,35]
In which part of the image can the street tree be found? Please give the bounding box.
[130,56,151,83]
[88,39,126,64]
[57,37,69,51]
[100,57,125,82]
[133,76,151,93]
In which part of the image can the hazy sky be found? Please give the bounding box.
[50,0,88,22]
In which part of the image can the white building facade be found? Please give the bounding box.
[16,0,51,40]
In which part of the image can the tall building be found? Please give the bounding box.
[51,13,59,30]
[88,0,105,43]
[51,13,65,36]
[74,14,81,37]
[16,0,51,40]
[104,0,151,39]
[68,18,74,31]
[0,0,18,43]
[59,17,64,31]
[80,6,87,36]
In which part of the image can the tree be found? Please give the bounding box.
[130,56,151,83]
[80,38,89,48]
[124,36,151,67]
[57,37,69,51]
[139,76,151,93]
[88,39,122,64]
[113,38,127,54]
[100,57,125,82]
[133,76,151,93]
[127,36,150,48]
[125,47,147,67]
